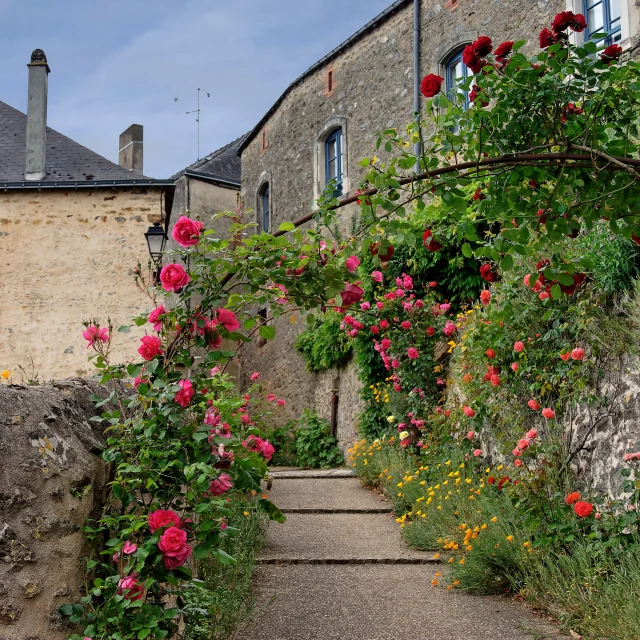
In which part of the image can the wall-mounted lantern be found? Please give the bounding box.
[144,222,167,281]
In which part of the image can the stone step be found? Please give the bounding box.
[237,565,566,640]
[281,507,391,514]
[258,557,438,565]
[260,513,430,563]
[269,468,356,479]
[266,477,385,511]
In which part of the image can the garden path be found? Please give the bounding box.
[237,469,565,640]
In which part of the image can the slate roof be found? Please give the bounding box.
[172,134,245,186]
[237,0,411,154]
[0,100,173,189]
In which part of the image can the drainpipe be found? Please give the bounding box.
[413,0,422,168]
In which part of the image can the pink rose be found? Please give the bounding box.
[122,540,137,555]
[242,435,275,461]
[345,255,360,272]
[542,408,555,419]
[148,509,182,533]
[511,362,519,372]
[380,320,389,330]
[518,438,531,451]
[267,393,276,402]
[514,459,524,467]
[443,322,456,337]
[376,301,385,310]
[250,372,260,381]
[371,271,383,283]
[623,451,640,461]
[571,347,585,361]
[381,338,391,350]
[527,399,540,411]
[360,302,371,311]
[147,306,166,332]
[480,290,491,306]
[276,399,286,407]
[210,367,221,376]
[117,574,144,601]
[82,325,109,348]
[160,263,191,292]
[401,321,411,330]
[514,341,524,353]
[392,359,400,369]
[216,308,240,332]
[473,449,482,457]
[339,283,365,308]
[163,543,192,569]
[466,431,475,440]
[526,429,538,440]
[138,335,163,361]
[208,473,233,496]
[463,406,476,418]
[158,527,187,555]
[172,215,204,247]
[174,379,195,408]
[512,448,522,457]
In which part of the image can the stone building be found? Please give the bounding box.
[169,136,243,245]
[238,0,640,444]
[0,50,174,381]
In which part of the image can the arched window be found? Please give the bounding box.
[324,127,343,196]
[584,0,622,44]
[445,49,470,109]
[258,182,270,232]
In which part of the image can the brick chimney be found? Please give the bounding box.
[119,124,143,174]
[25,49,50,181]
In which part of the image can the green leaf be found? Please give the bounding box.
[278,222,295,232]
[259,325,276,340]
[118,325,131,333]
[500,255,513,271]
[193,543,213,560]
[59,604,73,617]
[213,548,238,565]
[461,243,473,258]
[550,284,562,300]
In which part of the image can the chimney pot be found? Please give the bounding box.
[119,124,144,175]
[25,48,50,181]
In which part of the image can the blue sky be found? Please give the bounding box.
[0,0,394,178]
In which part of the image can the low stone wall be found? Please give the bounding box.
[0,378,107,640]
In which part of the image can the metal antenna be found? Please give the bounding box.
[185,87,210,161]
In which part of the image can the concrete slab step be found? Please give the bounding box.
[281,507,390,514]
[260,513,430,563]
[237,565,566,640]
[269,468,356,479]
[266,477,386,511]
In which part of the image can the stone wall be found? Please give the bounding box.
[0,187,168,382]
[238,0,566,444]
[0,378,107,640]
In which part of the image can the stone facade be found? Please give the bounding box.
[0,379,108,640]
[0,187,168,381]
[239,0,593,443]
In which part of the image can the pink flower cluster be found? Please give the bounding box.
[242,435,275,461]
[148,509,192,570]
[82,325,109,349]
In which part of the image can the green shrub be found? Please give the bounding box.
[295,409,344,469]
[294,311,353,373]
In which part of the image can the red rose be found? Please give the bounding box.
[487,476,496,485]
[462,44,484,73]
[552,11,583,33]
[148,509,182,533]
[423,229,442,252]
[601,44,623,64]
[473,36,493,57]
[539,28,555,48]
[560,273,586,295]
[486,348,496,359]
[494,40,514,62]
[171,215,204,248]
[117,574,145,601]
[573,501,594,517]
[565,491,581,505]
[420,74,444,98]
[174,379,195,408]
[479,264,498,282]
[138,335,163,361]
[160,263,191,292]
[469,86,489,107]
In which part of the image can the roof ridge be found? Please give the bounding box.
[237,0,410,154]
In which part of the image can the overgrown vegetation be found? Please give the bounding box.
[294,311,353,373]
[350,436,640,639]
